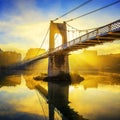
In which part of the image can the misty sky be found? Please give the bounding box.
[0,0,120,55]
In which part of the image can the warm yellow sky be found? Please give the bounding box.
[0,0,120,56]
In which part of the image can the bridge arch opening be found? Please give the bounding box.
[54,33,62,48]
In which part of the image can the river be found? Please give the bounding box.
[0,72,120,120]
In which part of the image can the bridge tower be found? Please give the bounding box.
[48,21,69,76]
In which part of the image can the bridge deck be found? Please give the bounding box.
[21,19,120,64]
[54,19,120,53]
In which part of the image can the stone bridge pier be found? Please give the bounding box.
[48,21,69,76]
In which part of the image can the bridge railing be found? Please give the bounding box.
[111,21,120,32]
[43,19,120,55]
[21,19,120,63]
[52,19,120,53]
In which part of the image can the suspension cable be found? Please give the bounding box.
[66,0,120,22]
[53,0,93,21]
[35,90,47,120]
[39,27,50,49]
[66,23,99,32]
[35,26,50,56]
[29,78,47,120]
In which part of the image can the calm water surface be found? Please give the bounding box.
[0,72,120,120]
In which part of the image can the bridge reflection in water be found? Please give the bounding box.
[0,74,87,120]
[35,79,87,120]
[0,73,120,120]
[48,82,87,120]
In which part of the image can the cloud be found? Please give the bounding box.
[0,0,52,52]
[9,22,49,47]
[0,0,120,56]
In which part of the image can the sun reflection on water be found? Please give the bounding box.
[69,73,120,120]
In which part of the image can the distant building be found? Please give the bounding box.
[0,48,3,53]
[24,48,46,60]
[0,51,21,67]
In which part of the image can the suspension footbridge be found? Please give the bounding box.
[8,0,120,76]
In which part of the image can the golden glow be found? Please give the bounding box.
[69,50,98,72]
[0,75,48,116]
[0,18,120,56]
[54,33,62,48]
[69,73,120,119]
